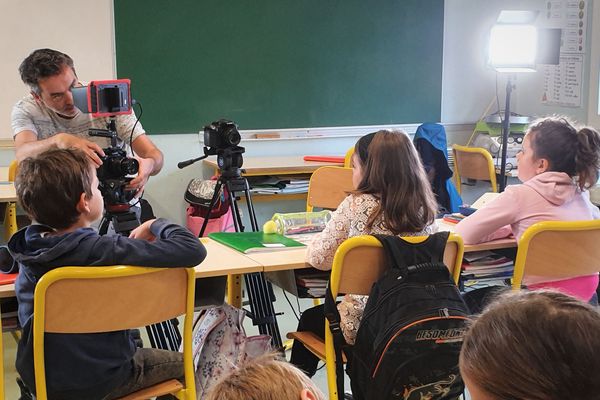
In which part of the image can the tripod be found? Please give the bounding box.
[98,203,183,351]
[198,167,284,348]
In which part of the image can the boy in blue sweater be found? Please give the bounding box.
[8,147,207,399]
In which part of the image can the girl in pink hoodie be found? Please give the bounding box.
[455,117,600,301]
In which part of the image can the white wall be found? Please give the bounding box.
[2,1,599,225]
[589,0,600,127]
[0,0,116,138]
[443,0,593,124]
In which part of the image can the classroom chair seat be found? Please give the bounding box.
[287,234,464,400]
[512,220,600,291]
[32,266,197,400]
[306,166,354,212]
[451,144,498,195]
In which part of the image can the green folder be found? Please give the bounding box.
[208,231,306,254]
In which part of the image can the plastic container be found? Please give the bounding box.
[270,210,332,235]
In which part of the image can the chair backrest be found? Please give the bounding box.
[512,220,600,290]
[343,147,354,168]
[306,166,354,212]
[33,266,196,400]
[324,234,464,399]
[451,144,497,194]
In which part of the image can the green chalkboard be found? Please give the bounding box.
[114,0,443,134]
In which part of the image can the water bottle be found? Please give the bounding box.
[270,210,332,235]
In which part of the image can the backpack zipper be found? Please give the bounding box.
[362,282,462,321]
[371,310,470,378]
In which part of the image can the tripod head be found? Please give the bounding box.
[177,119,245,178]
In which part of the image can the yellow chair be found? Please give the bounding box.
[33,266,196,400]
[343,147,354,168]
[512,220,600,291]
[4,160,18,241]
[306,166,354,212]
[288,234,464,400]
[451,144,498,195]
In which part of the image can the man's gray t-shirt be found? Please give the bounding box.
[11,94,145,154]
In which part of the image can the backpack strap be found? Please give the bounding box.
[324,284,346,398]
[374,231,450,269]
[374,231,450,275]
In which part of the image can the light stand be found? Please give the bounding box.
[488,11,540,191]
[499,77,513,192]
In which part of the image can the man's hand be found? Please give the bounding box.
[15,130,105,165]
[127,156,156,195]
[129,219,157,241]
[53,133,105,166]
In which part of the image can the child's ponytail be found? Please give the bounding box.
[575,127,600,190]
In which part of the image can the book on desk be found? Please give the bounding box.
[208,232,305,254]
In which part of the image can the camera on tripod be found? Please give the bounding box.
[72,79,139,207]
[203,119,245,173]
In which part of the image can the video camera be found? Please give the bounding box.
[72,79,139,207]
[203,119,245,173]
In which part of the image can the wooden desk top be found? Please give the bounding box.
[437,219,517,251]
[203,156,343,176]
[0,284,14,299]
[195,238,263,278]
[0,183,16,202]
[245,247,308,272]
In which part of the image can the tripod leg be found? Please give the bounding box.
[199,179,225,237]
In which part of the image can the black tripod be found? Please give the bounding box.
[98,198,183,351]
[180,151,284,347]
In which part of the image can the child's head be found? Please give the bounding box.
[204,353,325,400]
[520,116,600,189]
[459,290,600,400]
[352,130,437,234]
[16,147,103,230]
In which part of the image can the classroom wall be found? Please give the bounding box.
[2,0,599,225]
[442,0,593,124]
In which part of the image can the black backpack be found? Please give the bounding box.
[325,231,470,400]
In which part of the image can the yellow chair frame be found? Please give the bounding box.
[4,160,18,241]
[451,144,498,195]
[512,220,600,291]
[33,266,197,400]
[300,234,463,400]
[343,147,354,168]
[306,166,354,212]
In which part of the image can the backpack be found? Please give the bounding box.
[325,231,470,400]
[185,303,271,398]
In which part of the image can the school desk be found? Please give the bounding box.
[0,239,261,300]
[203,156,344,202]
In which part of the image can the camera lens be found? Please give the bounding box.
[224,128,241,146]
[120,158,139,175]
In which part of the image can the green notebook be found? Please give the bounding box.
[208,232,306,254]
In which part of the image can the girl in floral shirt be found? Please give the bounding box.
[290,129,438,376]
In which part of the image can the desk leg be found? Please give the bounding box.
[227,274,242,309]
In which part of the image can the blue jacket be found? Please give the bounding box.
[8,218,206,400]
[414,123,462,213]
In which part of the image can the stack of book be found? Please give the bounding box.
[461,250,514,283]
[295,269,329,298]
[248,175,311,195]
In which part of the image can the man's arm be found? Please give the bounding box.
[14,130,104,165]
[128,134,164,191]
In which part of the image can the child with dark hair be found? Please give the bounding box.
[455,116,600,301]
[290,130,438,376]
[10,147,206,400]
[460,290,600,400]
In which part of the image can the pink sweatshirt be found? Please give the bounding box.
[455,172,600,301]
